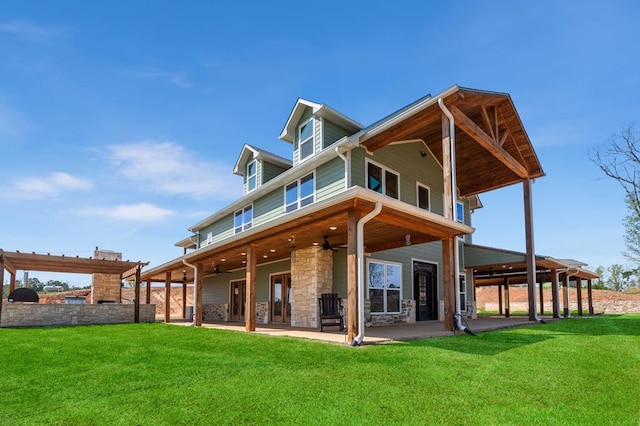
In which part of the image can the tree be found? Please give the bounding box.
[606,264,630,292]
[592,266,607,289]
[591,124,640,263]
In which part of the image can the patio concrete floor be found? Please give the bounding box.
[170,315,553,345]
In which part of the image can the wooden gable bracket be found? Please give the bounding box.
[449,104,528,178]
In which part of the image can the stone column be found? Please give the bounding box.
[290,247,333,328]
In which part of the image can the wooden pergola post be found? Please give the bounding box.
[551,269,560,319]
[504,277,510,317]
[562,272,570,317]
[498,284,503,315]
[182,281,187,319]
[0,255,4,327]
[195,262,203,326]
[9,272,16,293]
[539,279,544,316]
[523,178,537,321]
[346,209,359,343]
[134,265,141,323]
[145,280,151,304]
[576,277,583,316]
[245,244,257,332]
[587,279,594,315]
[164,271,171,323]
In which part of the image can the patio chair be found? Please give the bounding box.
[318,293,344,332]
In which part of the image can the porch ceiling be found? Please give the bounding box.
[359,87,545,197]
[141,189,473,283]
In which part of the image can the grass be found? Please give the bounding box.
[1,315,639,425]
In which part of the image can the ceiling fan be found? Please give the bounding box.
[213,265,231,275]
[321,236,346,252]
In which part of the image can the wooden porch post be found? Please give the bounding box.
[498,284,503,315]
[9,271,16,293]
[134,266,141,323]
[523,178,537,321]
[245,244,257,332]
[182,281,187,319]
[504,277,510,317]
[551,269,559,319]
[146,280,151,304]
[442,238,456,331]
[576,277,583,316]
[562,273,570,317]
[346,209,359,343]
[587,279,594,315]
[164,271,171,323]
[195,262,203,326]
[0,255,4,327]
[539,279,544,316]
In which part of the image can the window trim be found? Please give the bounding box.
[284,171,315,213]
[365,159,400,200]
[367,258,403,315]
[297,118,315,162]
[234,204,253,234]
[416,182,431,211]
[458,273,467,312]
[246,159,257,192]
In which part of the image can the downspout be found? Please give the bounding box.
[351,201,383,346]
[183,259,198,326]
[437,98,473,335]
[335,147,351,189]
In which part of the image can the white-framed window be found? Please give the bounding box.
[367,259,402,314]
[458,273,467,312]
[417,183,431,211]
[202,231,213,247]
[366,160,399,199]
[456,201,464,223]
[298,118,315,161]
[246,160,257,192]
[234,205,253,234]
[284,172,315,213]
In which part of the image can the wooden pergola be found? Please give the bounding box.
[467,245,600,317]
[142,86,545,341]
[0,250,148,323]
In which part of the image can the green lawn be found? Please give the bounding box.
[1,315,639,425]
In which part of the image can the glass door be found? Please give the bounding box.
[230,280,245,321]
[271,273,291,323]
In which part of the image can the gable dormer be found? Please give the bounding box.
[233,144,292,195]
[279,98,363,166]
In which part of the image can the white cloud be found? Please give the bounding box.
[104,141,240,200]
[4,172,92,200]
[128,68,193,89]
[0,21,63,43]
[77,202,174,222]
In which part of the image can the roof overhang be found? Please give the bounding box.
[142,186,474,283]
[279,98,363,143]
[356,85,545,197]
[232,144,292,176]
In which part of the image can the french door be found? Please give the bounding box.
[271,273,291,323]
[230,280,245,321]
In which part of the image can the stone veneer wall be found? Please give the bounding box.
[203,303,228,321]
[0,303,155,328]
[365,299,416,326]
[290,247,333,328]
[256,302,269,324]
[91,249,123,304]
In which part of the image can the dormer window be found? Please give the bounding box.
[246,160,257,192]
[298,118,314,161]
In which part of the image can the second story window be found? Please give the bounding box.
[298,118,314,161]
[456,201,464,223]
[246,160,257,192]
[285,172,315,213]
[234,205,253,234]
[417,183,430,211]
[367,160,399,199]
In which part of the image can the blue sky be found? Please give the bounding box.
[1,1,639,285]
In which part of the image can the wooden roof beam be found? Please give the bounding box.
[0,255,17,274]
[449,104,529,178]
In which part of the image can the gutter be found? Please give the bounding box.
[351,202,383,346]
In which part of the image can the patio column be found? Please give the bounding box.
[195,262,203,326]
[504,277,510,318]
[0,255,4,326]
[164,271,171,323]
[562,273,570,317]
[182,280,187,319]
[551,268,560,319]
[346,209,359,343]
[442,238,456,331]
[539,279,544,316]
[523,178,537,321]
[587,279,594,315]
[576,277,583,316]
[146,280,151,304]
[498,284,503,315]
[245,244,257,332]
[134,265,141,323]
